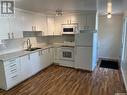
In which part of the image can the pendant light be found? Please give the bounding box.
[56,9,63,16]
[107,0,112,18]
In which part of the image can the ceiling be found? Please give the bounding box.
[15,0,97,15]
[15,0,125,15]
[98,0,124,15]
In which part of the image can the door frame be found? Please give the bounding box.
[121,17,127,64]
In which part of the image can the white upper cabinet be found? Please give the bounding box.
[34,15,48,36]
[54,16,63,35]
[23,12,34,31]
[46,16,55,36]
[0,16,10,39]
[55,13,96,32]
[8,10,24,39]
[86,14,96,30]
[23,11,47,36]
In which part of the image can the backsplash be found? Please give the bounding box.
[45,35,75,44]
[0,37,40,54]
[0,35,75,54]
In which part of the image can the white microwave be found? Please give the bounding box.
[62,24,78,34]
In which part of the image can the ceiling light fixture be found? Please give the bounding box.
[107,13,112,18]
[107,0,112,18]
[56,9,63,16]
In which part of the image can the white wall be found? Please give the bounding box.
[98,14,123,60]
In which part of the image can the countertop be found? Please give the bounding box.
[0,43,75,61]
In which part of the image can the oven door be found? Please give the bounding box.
[60,47,74,61]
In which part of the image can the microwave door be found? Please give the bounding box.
[63,28,73,32]
[63,28,74,34]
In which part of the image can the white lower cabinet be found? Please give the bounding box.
[53,47,61,64]
[75,47,92,71]
[0,48,54,90]
[30,52,41,75]
[0,58,21,90]
[30,48,53,75]
[40,48,53,69]
[20,55,32,81]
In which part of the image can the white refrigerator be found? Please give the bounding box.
[75,30,98,71]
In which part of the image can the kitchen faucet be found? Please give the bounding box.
[26,38,32,50]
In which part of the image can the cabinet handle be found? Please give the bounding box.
[28,55,30,60]
[10,69,17,72]
[40,50,42,55]
[39,51,40,56]
[48,49,50,52]
[74,46,77,55]
[11,75,17,79]
[12,32,14,39]
[10,64,16,67]
[8,33,11,39]
[70,20,71,24]
[42,31,44,36]
[34,26,36,31]
[9,59,16,62]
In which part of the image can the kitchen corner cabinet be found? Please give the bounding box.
[0,58,21,90]
[40,48,53,69]
[30,48,53,75]
[23,11,47,36]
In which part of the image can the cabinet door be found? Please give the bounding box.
[30,52,41,75]
[0,16,9,39]
[53,47,61,63]
[41,49,49,69]
[40,49,52,69]
[75,47,92,70]
[4,58,21,90]
[20,55,32,81]
[34,15,42,31]
[55,17,62,35]
[47,16,55,35]
[77,15,87,30]
[42,16,48,36]
[8,10,24,39]
[23,12,34,31]
[86,14,96,30]
[49,48,54,63]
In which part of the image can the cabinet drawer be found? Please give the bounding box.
[6,74,19,89]
[4,59,17,66]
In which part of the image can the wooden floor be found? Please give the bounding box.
[0,64,126,95]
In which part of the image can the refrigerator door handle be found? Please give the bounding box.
[74,46,77,55]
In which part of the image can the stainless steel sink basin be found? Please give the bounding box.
[25,47,41,51]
